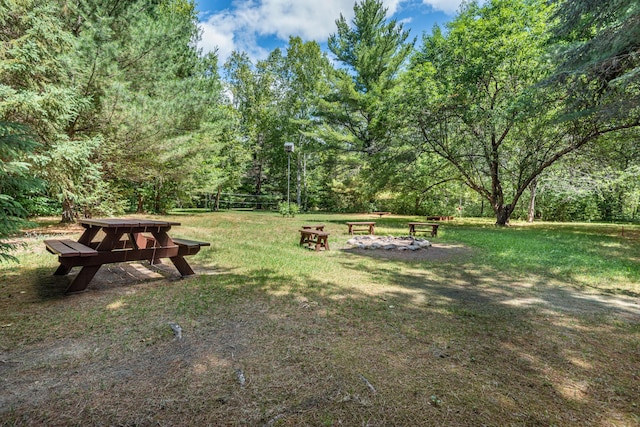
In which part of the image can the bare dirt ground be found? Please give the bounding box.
[344,242,473,262]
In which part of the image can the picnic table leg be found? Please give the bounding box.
[66,265,101,294]
[322,235,330,251]
[54,264,71,276]
[77,226,101,246]
[169,256,195,276]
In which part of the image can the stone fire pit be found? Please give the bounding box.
[346,235,432,251]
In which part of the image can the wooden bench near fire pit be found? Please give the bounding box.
[346,222,375,235]
[299,229,330,251]
[408,222,440,237]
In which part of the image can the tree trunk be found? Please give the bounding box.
[255,162,263,209]
[495,204,513,226]
[527,177,538,223]
[215,187,221,211]
[296,153,302,207]
[302,153,308,211]
[254,134,264,210]
[136,194,145,213]
[61,198,75,223]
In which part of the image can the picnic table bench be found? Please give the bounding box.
[299,229,330,251]
[426,216,454,221]
[346,222,375,235]
[408,222,440,237]
[44,218,210,294]
[301,224,325,231]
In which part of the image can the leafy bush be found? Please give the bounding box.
[278,202,299,217]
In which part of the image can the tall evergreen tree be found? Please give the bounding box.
[322,0,414,155]
[0,122,39,261]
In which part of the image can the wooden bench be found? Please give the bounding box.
[299,229,330,251]
[346,222,375,235]
[171,238,211,256]
[408,222,440,237]
[426,216,454,221]
[372,212,391,218]
[301,224,325,231]
[44,239,99,258]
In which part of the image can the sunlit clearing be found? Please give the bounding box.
[567,356,593,370]
[106,300,126,310]
[193,354,232,375]
[556,378,589,401]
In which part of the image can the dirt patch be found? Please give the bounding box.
[343,242,473,262]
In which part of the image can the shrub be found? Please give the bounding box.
[278,202,299,217]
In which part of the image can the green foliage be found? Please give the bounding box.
[0,121,38,261]
[1,0,230,220]
[553,0,640,87]
[1,0,639,225]
[405,0,572,225]
[278,202,299,217]
[328,0,414,93]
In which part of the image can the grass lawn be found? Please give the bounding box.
[1,211,639,426]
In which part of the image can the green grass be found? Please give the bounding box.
[1,212,638,426]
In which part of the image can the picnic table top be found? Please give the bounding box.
[79,218,181,228]
[346,221,376,225]
[408,222,440,226]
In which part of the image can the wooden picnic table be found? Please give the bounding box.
[346,222,375,235]
[299,228,330,251]
[44,218,209,294]
[372,211,391,218]
[408,222,440,237]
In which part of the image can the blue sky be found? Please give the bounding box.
[195,0,463,64]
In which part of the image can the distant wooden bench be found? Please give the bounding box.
[299,229,330,251]
[372,212,391,218]
[346,222,375,235]
[408,222,439,237]
[426,216,454,221]
[44,239,99,258]
[301,224,325,231]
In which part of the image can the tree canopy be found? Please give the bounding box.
[1,0,639,259]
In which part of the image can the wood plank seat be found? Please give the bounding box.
[346,222,375,235]
[299,229,330,251]
[44,239,98,257]
[301,224,325,231]
[171,238,211,255]
[408,222,440,237]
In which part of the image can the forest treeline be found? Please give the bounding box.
[1,0,639,255]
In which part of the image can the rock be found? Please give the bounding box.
[346,235,430,251]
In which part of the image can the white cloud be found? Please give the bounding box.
[421,0,463,14]
[199,0,411,63]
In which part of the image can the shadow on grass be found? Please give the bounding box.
[2,249,638,425]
